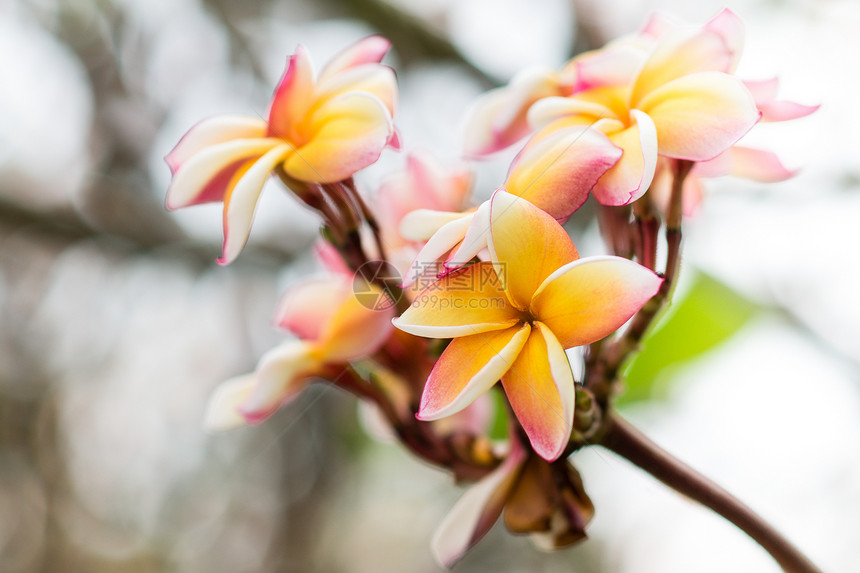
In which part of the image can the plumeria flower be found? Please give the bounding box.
[461,9,745,158]
[462,35,652,157]
[400,125,621,286]
[205,275,394,430]
[165,36,398,264]
[432,435,594,568]
[393,192,661,460]
[527,9,761,206]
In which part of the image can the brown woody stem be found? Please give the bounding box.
[598,160,694,385]
[600,414,823,573]
[633,194,660,271]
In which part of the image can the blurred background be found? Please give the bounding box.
[1,0,858,571]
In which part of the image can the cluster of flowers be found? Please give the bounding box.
[165,9,814,568]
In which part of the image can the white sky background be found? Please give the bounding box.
[0,0,858,571]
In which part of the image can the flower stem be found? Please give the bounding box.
[633,194,660,271]
[595,160,694,391]
[600,414,823,573]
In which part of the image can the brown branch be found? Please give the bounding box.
[600,414,823,573]
[590,160,694,399]
[633,194,660,271]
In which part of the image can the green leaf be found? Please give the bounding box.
[619,270,759,405]
[488,388,510,441]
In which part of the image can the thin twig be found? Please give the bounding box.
[600,414,823,573]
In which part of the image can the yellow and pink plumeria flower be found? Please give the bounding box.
[393,192,661,460]
[401,125,621,286]
[165,36,398,264]
[205,275,394,430]
[528,9,761,206]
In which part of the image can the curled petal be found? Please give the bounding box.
[318,35,391,82]
[695,146,796,182]
[507,126,622,217]
[204,374,257,431]
[531,256,662,348]
[446,201,491,267]
[165,116,268,174]
[591,110,658,206]
[218,144,293,265]
[636,71,760,161]
[238,341,319,424]
[501,323,575,461]
[418,323,531,420]
[742,77,818,122]
[402,214,473,288]
[165,139,279,210]
[462,68,562,157]
[393,262,521,338]
[400,209,470,242]
[432,440,527,569]
[757,100,819,123]
[488,191,579,309]
[285,92,393,182]
[268,45,315,140]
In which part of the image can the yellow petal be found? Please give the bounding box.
[501,323,575,461]
[393,262,521,338]
[316,64,397,116]
[487,191,579,309]
[531,256,662,348]
[635,71,760,161]
[504,125,622,218]
[418,323,530,420]
[630,26,733,105]
[285,92,393,182]
[316,276,395,362]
